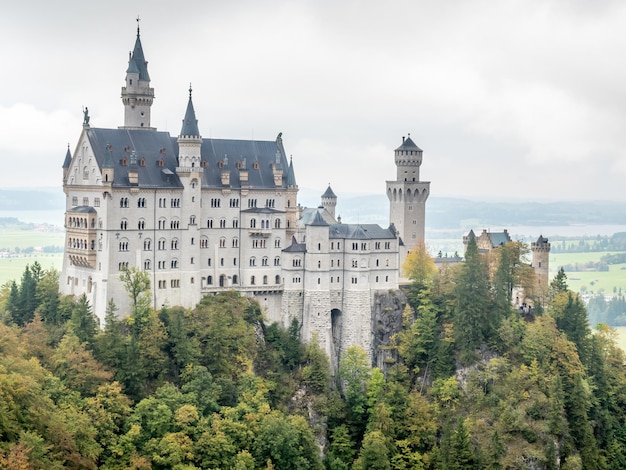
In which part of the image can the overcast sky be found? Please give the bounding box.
[2,0,626,203]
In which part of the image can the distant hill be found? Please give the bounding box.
[0,188,65,210]
[2,186,624,231]
[297,189,626,230]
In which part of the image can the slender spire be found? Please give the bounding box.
[180,84,200,137]
[286,156,297,187]
[62,144,72,169]
[127,17,150,81]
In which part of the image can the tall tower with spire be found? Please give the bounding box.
[121,20,155,130]
[386,135,430,270]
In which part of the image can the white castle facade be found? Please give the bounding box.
[60,26,430,361]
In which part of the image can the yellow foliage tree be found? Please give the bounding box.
[402,242,436,286]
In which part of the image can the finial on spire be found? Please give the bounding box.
[136,15,141,36]
[189,83,192,99]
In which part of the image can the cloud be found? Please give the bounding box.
[0,104,77,187]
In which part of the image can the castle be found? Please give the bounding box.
[60,25,429,362]
[463,229,551,307]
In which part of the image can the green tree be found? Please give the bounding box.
[326,424,355,468]
[449,418,478,469]
[454,236,490,364]
[550,267,568,295]
[35,268,61,325]
[253,411,323,470]
[338,345,371,438]
[552,292,591,365]
[119,267,152,335]
[69,293,99,345]
[354,430,390,470]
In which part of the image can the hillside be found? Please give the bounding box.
[1,245,625,468]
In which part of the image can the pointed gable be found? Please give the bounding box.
[309,211,328,227]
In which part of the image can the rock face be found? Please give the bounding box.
[371,289,407,370]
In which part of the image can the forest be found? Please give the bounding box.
[1,237,626,469]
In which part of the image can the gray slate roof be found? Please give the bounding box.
[68,205,97,214]
[309,211,328,227]
[488,231,512,247]
[63,147,72,169]
[298,207,336,227]
[283,236,306,253]
[329,223,396,240]
[85,127,290,190]
[395,136,422,152]
[322,185,336,198]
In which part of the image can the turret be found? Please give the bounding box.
[120,20,155,130]
[285,156,299,238]
[321,185,337,219]
[62,145,72,182]
[177,86,203,173]
[531,235,551,288]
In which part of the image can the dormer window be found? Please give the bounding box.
[218,160,224,168]
[158,158,164,168]
[253,161,259,170]
[140,158,146,167]
[121,157,128,166]
[201,160,208,168]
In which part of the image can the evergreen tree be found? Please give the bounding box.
[454,236,490,364]
[550,267,568,295]
[70,293,99,345]
[15,265,38,325]
[5,280,20,324]
[35,268,61,325]
[555,292,591,365]
[449,418,478,469]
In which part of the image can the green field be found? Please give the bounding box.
[0,254,64,286]
[551,251,626,296]
[0,230,65,251]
